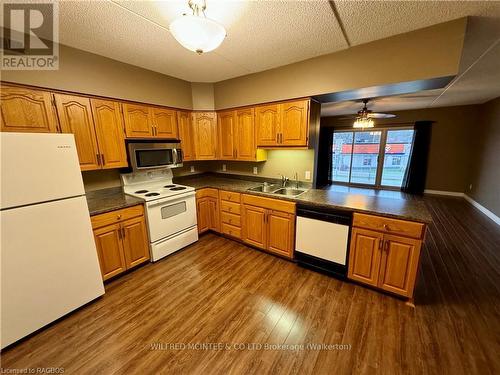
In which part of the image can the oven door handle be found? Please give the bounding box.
[146,192,195,208]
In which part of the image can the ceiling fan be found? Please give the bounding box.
[337,99,396,128]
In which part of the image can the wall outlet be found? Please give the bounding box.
[253,166,258,175]
[222,164,227,172]
[305,171,311,180]
[190,166,195,173]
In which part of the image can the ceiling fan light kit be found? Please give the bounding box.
[170,0,226,54]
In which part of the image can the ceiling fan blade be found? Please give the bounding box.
[368,113,396,119]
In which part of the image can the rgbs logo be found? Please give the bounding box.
[1,1,59,70]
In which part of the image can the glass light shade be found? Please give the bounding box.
[353,117,374,128]
[170,15,226,54]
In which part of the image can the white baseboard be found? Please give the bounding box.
[423,189,465,197]
[463,195,500,226]
[423,190,499,226]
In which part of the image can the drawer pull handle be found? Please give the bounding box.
[383,224,390,230]
[117,214,122,220]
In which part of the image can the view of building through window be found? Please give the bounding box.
[331,128,415,188]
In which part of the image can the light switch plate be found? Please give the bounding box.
[305,171,311,180]
[222,164,227,172]
[253,167,258,175]
[190,166,195,173]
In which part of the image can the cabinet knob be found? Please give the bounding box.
[117,214,122,220]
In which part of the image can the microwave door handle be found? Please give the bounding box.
[173,148,178,164]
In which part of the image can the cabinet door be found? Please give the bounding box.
[197,197,210,234]
[0,86,58,133]
[91,99,128,169]
[122,103,153,138]
[267,210,295,258]
[122,216,150,269]
[152,108,178,139]
[218,110,236,159]
[54,94,100,171]
[178,111,195,161]
[378,234,422,297]
[348,228,383,287]
[280,100,309,146]
[208,197,220,232]
[236,108,256,160]
[193,112,217,160]
[93,223,127,280]
[255,104,279,146]
[242,204,267,249]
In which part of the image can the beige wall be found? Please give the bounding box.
[468,97,500,216]
[191,82,215,110]
[322,105,480,193]
[203,150,315,182]
[213,18,466,109]
[2,44,193,109]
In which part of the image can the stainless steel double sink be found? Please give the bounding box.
[247,183,307,197]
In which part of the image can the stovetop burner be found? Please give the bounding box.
[170,186,186,191]
[145,192,160,197]
[163,184,176,188]
[135,190,148,194]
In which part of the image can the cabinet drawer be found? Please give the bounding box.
[241,194,295,214]
[91,204,144,229]
[221,223,241,239]
[196,188,219,199]
[220,200,241,214]
[353,213,424,239]
[221,211,241,227]
[219,190,241,203]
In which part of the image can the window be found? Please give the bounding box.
[330,128,414,189]
[391,156,401,166]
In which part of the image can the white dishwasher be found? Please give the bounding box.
[295,205,352,279]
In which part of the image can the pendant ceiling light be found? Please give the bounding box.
[170,0,226,54]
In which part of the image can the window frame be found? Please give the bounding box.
[329,126,414,190]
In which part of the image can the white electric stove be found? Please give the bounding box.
[122,169,198,262]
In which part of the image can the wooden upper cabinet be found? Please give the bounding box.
[241,204,267,250]
[218,110,236,160]
[280,100,309,146]
[178,110,194,161]
[1,85,58,133]
[122,103,153,138]
[377,234,421,297]
[53,94,100,171]
[93,223,127,281]
[255,104,280,146]
[348,228,383,287]
[152,107,178,139]
[235,108,256,161]
[192,112,217,160]
[90,99,128,169]
[122,216,150,269]
[267,210,295,258]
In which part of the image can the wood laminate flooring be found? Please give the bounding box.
[1,196,499,374]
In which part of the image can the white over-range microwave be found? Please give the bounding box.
[127,141,183,172]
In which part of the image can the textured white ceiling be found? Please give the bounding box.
[54,0,500,84]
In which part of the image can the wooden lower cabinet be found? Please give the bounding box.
[348,228,383,287]
[241,205,267,248]
[241,194,295,259]
[93,223,127,280]
[91,205,150,281]
[267,210,295,258]
[196,189,219,234]
[348,213,425,298]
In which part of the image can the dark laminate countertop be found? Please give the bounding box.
[174,174,432,223]
[86,187,144,216]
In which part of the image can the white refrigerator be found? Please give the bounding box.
[0,133,105,349]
